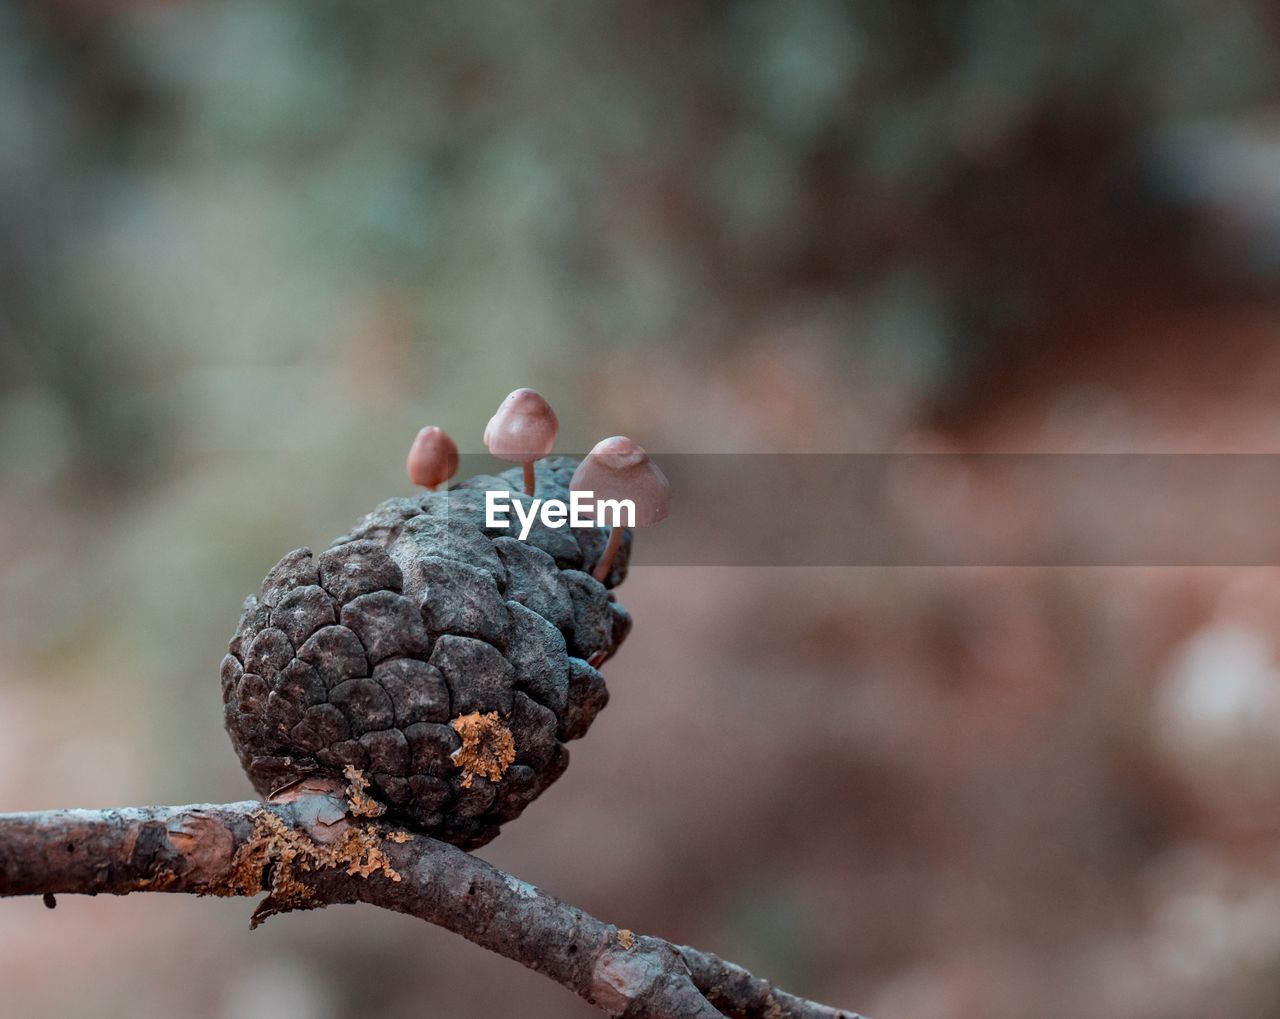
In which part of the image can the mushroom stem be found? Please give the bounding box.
[593,525,623,582]
[523,461,536,497]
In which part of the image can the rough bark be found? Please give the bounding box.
[0,781,863,1019]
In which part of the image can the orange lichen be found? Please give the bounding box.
[342,766,385,818]
[450,711,516,788]
[218,804,401,914]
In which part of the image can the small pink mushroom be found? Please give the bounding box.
[405,426,459,491]
[484,388,559,496]
[570,436,671,582]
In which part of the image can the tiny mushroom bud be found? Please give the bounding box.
[484,388,559,496]
[406,426,459,491]
[570,436,671,583]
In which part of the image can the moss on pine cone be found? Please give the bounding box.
[221,457,632,849]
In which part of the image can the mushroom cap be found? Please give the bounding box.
[483,388,559,463]
[570,436,671,527]
[406,426,459,488]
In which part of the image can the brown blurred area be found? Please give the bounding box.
[5,2,1280,1017]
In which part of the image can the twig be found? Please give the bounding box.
[0,782,864,1019]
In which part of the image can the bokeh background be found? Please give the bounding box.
[4,2,1280,1017]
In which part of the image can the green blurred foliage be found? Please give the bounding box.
[2,0,1276,489]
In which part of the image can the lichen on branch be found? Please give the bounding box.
[0,792,862,1018]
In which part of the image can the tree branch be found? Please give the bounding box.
[0,782,864,1019]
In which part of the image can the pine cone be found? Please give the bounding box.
[221,456,633,849]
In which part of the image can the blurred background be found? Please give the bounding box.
[3,1,1280,1016]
